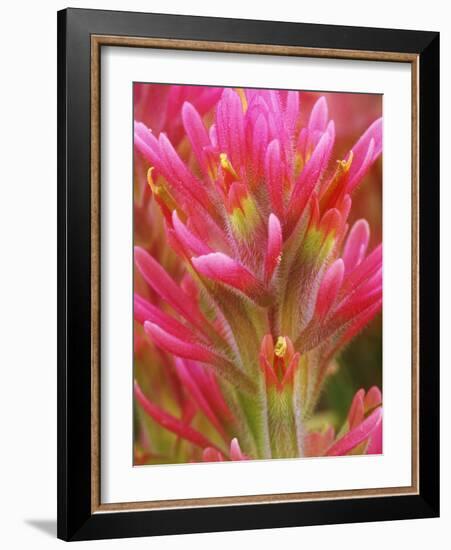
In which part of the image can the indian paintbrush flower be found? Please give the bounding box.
[133,86,382,463]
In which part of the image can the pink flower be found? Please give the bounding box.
[202,438,249,462]
[305,387,383,457]
[133,86,382,463]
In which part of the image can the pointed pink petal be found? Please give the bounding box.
[209,124,218,147]
[262,91,284,143]
[165,224,188,258]
[158,133,213,213]
[305,426,335,457]
[334,283,382,322]
[281,352,300,387]
[306,96,329,154]
[308,96,329,134]
[342,244,382,295]
[182,359,233,422]
[192,252,264,297]
[144,321,216,364]
[326,407,382,456]
[315,259,345,319]
[134,122,210,217]
[230,438,248,460]
[260,334,275,358]
[299,96,330,161]
[287,121,335,231]
[259,354,279,388]
[165,85,185,120]
[202,448,224,462]
[172,211,211,256]
[338,298,383,348]
[346,118,382,193]
[189,87,223,115]
[307,193,320,230]
[134,381,221,451]
[134,120,153,143]
[346,262,383,303]
[134,246,206,331]
[181,101,211,173]
[366,415,383,454]
[365,386,383,411]
[134,294,198,342]
[145,322,255,394]
[133,293,158,325]
[347,138,375,193]
[264,139,284,218]
[284,91,300,139]
[364,265,383,293]
[337,194,352,223]
[264,213,283,283]
[250,114,269,183]
[174,359,226,437]
[181,273,200,300]
[226,182,248,213]
[216,89,246,175]
[297,126,308,157]
[188,363,234,422]
[347,389,365,430]
[342,219,370,273]
[134,121,163,168]
[319,208,343,241]
[204,370,234,422]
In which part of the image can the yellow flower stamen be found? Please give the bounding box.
[147,167,178,212]
[319,151,355,211]
[336,150,354,173]
[147,166,157,193]
[220,152,238,179]
[274,336,288,358]
[235,88,248,112]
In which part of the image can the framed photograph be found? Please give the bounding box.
[57,8,439,541]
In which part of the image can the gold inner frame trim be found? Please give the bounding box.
[90,34,420,514]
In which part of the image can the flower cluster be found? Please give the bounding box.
[133,85,382,463]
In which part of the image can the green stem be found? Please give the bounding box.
[267,386,299,458]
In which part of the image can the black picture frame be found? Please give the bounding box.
[57,7,439,541]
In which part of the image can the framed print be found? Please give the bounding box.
[57,8,440,541]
